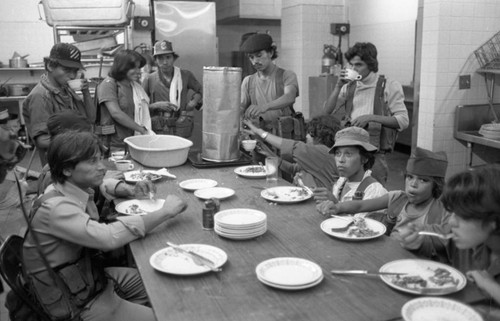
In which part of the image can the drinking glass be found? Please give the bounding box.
[265,156,279,186]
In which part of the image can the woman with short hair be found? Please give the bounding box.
[97,50,153,149]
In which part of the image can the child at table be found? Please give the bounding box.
[400,164,500,306]
[317,147,451,261]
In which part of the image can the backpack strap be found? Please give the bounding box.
[372,75,387,116]
[344,81,357,119]
[248,73,258,106]
[28,190,65,224]
[355,176,378,195]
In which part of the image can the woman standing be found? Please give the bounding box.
[97,50,153,149]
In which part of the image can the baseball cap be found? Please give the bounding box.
[153,40,178,57]
[46,43,84,69]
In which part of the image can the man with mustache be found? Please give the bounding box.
[240,33,299,147]
[142,40,202,138]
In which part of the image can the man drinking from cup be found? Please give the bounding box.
[323,42,409,185]
[23,43,95,166]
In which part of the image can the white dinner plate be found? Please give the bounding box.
[214,208,267,228]
[261,186,313,204]
[115,199,165,216]
[402,297,483,321]
[215,227,267,240]
[257,273,324,291]
[234,165,267,178]
[179,179,218,191]
[149,244,227,275]
[123,170,163,183]
[194,187,235,200]
[214,224,267,235]
[320,217,386,241]
[379,259,467,296]
[256,257,323,287]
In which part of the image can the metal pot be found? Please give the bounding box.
[7,84,32,96]
[9,56,28,68]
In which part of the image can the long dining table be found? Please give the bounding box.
[125,159,485,321]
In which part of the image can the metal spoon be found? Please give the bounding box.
[418,231,453,240]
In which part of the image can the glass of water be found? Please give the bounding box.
[265,156,279,186]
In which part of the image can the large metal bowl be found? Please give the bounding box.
[124,135,193,168]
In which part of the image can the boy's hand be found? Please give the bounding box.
[399,223,424,249]
[316,200,338,216]
[467,270,496,293]
[133,180,157,199]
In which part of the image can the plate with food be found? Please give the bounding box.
[320,217,386,241]
[115,199,165,216]
[401,297,483,321]
[179,179,218,191]
[123,170,163,183]
[261,186,313,204]
[379,259,467,296]
[234,165,267,178]
[150,244,228,275]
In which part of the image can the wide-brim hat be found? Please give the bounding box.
[45,43,84,69]
[153,40,178,57]
[240,33,274,53]
[406,147,448,178]
[329,127,378,153]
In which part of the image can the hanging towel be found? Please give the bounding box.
[169,66,183,111]
[131,81,155,135]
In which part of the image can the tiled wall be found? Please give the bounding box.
[349,0,418,86]
[281,0,346,119]
[350,21,416,85]
[419,0,500,176]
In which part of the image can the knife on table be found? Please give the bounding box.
[166,242,221,272]
[331,270,407,276]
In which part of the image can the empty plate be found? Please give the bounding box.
[256,257,323,290]
[194,187,235,200]
[402,297,483,321]
[179,179,218,191]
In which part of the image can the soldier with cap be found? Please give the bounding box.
[142,40,202,138]
[22,43,94,165]
[240,33,299,139]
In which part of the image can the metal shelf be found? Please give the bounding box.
[53,25,130,50]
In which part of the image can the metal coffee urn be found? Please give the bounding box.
[202,67,242,162]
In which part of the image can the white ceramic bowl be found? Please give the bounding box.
[124,135,193,167]
[242,140,257,152]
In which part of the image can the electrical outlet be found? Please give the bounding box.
[459,75,471,90]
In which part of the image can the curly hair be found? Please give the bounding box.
[358,147,376,171]
[345,42,378,73]
[306,115,341,148]
[442,164,500,230]
[48,131,105,184]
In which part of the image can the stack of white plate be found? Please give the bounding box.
[214,208,267,240]
[479,123,500,140]
[255,257,324,290]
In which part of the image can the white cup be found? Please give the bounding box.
[242,139,257,152]
[67,79,84,91]
[115,160,134,172]
[344,69,362,81]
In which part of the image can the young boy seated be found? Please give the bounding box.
[401,164,500,306]
[317,147,451,261]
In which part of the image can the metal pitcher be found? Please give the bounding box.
[202,67,242,162]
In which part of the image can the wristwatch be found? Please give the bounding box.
[260,131,269,140]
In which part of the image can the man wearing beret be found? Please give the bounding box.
[23,43,95,166]
[240,33,299,139]
[142,40,202,138]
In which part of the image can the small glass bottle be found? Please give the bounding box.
[202,198,219,230]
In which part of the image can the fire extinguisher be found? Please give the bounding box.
[322,45,336,74]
